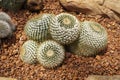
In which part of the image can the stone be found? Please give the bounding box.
[60,0,120,22]
[86,75,120,80]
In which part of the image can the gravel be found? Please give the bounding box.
[0,0,120,80]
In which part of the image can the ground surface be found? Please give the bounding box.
[0,0,120,80]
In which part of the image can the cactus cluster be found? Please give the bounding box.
[69,21,108,56]
[24,13,54,42]
[20,40,65,68]
[0,12,15,39]
[21,13,108,68]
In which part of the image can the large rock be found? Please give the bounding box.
[60,0,120,22]
[0,77,17,80]
[85,75,120,80]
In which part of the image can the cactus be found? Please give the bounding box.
[20,40,38,64]
[50,13,80,45]
[0,12,16,31]
[69,21,108,56]
[0,12,11,21]
[0,0,26,11]
[24,14,54,42]
[37,40,65,68]
[0,20,12,38]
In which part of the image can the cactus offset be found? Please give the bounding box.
[37,40,65,68]
[24,14,54,42]
[69,21,108,56]
[0,12,16,31]
[0,20,12,38]
[0,12,11,21]
[50,13,80,45]
[20,40,38,64]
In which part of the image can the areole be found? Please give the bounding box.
[46,50,55,57]
[63,17,71,25]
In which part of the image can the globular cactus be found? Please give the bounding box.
[69,21,108,56]
[24,13,54,42]
[0,0,26,11]
[20,40,38,64]
[26,0,43,12]
[0,20,12,38]
[0,12,11,21]
[0,12,16,31]
[50,13,80,45]
[37,40,65,68]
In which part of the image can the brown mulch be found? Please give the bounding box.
[0,0,120,80]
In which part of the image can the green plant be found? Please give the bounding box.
[0,20,12,38]
[0,0,26,11]
[69,21,108,56]
[50,13,80,45]
[0,12,15,31]
[20,40,38,64]
[37,40,65,68]
[24,13,54,42]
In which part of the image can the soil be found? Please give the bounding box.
[0,0,120,80]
